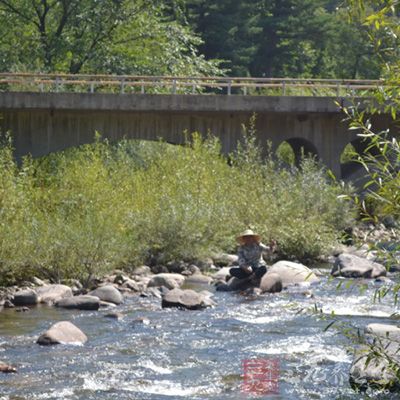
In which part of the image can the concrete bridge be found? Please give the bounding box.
[0,74,394,178]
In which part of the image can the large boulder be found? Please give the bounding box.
[332,254,386,279]
[36,284,73,305]
[259,272,283,293]
[267,261,319,288]
[88,285,123,305]
[350,323,400,391]
[37,321,87,345]
[56,295,100,310]
[161,288,215,310]
[147,273,185,290]
[12,289,38,306]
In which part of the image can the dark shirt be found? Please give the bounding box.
[238,242,269,269]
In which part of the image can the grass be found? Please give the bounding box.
[0,125,355,286]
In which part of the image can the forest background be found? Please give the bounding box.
[0,0,387,79]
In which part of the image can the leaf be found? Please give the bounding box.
[323,320,336,332]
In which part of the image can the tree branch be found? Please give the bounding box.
[0,0,38,26]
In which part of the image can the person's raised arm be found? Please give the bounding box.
[260,240,278,253]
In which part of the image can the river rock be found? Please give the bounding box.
[120,278,141,292]
[216,276,254,292]
[184,273,212,285]
[15,307,29,312]
[36,284,73,304]
[134,265,152,275]
[12,289,38,306]
[0,362,17,373]
[3,300,14,308]
[37,321,87,345]
[212,253,239,266]
[88,285,123,305]
[365,324,400,339]
[331,254,386,279]
[56,295,100,310]
[32,277,46,286]
[349,323,400,391]
[133,317,151,326]
[140,286,163,298]
[162,288,215,310]
[104,312,124,320]
[212,267,232,281]
[259,272,283,293]
[147,273,185,290]
[267,261,319,288]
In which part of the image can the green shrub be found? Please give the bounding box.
[0,129,355,286]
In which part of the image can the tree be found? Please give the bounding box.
[0,0,221,76]
[184,0,260,76]
[183,0,384,78]
[343,0,400,219]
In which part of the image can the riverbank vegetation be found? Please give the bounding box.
[0,126,354,286]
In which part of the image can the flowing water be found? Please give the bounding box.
[0,267,399,399]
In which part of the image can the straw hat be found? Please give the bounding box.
[236,229,261,244]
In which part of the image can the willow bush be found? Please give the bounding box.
[0,130,354,286]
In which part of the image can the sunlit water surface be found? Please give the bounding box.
[1,268,399,399]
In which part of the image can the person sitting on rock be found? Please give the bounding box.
[229,229,277,283]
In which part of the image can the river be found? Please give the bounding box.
[0,265,399,399]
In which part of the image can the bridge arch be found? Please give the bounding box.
[340,136,376,180]
[276,137,319,167]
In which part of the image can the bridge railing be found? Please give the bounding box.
[0,72,388,96]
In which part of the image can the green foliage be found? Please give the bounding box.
[341,0,400,222]
[0,0,222,76]
[333,5,400,384]
[0,0,386,79]
[276,141,296,165]
[184,0,382,78]
[340,143,357,164]
[0,130,354,286]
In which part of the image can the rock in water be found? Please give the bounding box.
[259,272,283,293]
[56,295,100,310]
[215,276,254,292]
[104,312,124,320]
[162,288,215,310]
[88,285,123,305]
[184,273,212,285]
[350,323,400,391]
[36,284,73,304]
[0,362,17,373]
[212,267,232,282]
[37,321,87,345]
[365,324,400,338]
[267,261,319,288]
[147,273,185,290]
[331,254,386,279]
[12,289,38,306]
